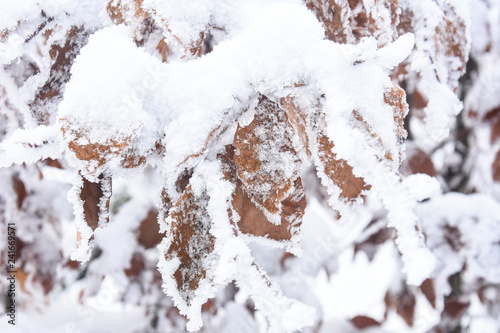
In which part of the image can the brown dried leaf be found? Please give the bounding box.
[350,85,408,163]
[107,0,170,59]
[384,85,409,144]
[354,226,394,261]
[399,2,468,91]
[420,278,437,308]
[317,131,369,201]
[201,298,216,315]
[165,186,215,304]
[12,176,27,210]
[348,0,400,44]
[352,110,395,162]
[159,187,173,225]
[80,175,111,231]
[397,5,413,35]
[305,0,347,43]
[137,209,164,249]
[64,259,81,270]
[281,95,372,206]
[36,270,55,295]
[306,0,401,46]
[408,89,429,114]
[175,168,194,194]
[107,0,148,25]
[443,224,464,252]
[219,145,305,242]
[61,122,132,172]
[30,26,90,125]
[43,158,64,169]
[234,94,303,216]
[70,138,130,168]
[444,299,469,319]
[159,18,206,58]
[385,287,416,326]
[434,7,469,87]
[235,178,305,241]
[156,37,169,62]
[486,107,500,144]
[119,153,146,169]
[125,252,146,277]
[16,269,29,293]
[493,150,500,182]
[120,141,164,169]
[280,96,310,156]
[350,315,381,329]
[189,31,206,57]
[401,147,437,177]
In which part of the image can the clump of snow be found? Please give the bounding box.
[417,192,500,285]
[0,125,60,167]
[58,25,162,177]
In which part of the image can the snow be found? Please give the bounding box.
[142,0,214,48]
[0,1,41,32]
[417,192,500,285]
[1,0,499,332]
[0,125,60,167]
[312,243,398,322]
[57,25,161,169]
[404,0,470,142]
[0,279,147,333]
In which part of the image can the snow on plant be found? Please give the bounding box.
[1,0,499,332]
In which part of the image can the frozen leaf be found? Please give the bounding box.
[106,0,169,61]
[316,130,369,202]
[164,185,215,305]
[62,124,131,173]
[12,175,27,209]
[308,101,370,207]
[489,108,500,144]
[305,0,347,43]
[61,118,161,177]
[30,26,90,125]
[70,174,112,261]
[219,145,305,248]
[125,252,146,278]
[385,287,416,326]
[137,209,163,249]
[350,315,381,329]
[417,193,500,307]
[444,299,470,320]
[494,150,500,182]
[79,174,112,232]
[400,146,437,177]
[106,0,148,27]
[432,3,469,90]
[234,94,305,223]
[306,0,401,46]
[398,0,470,141]
[280,96,310,156]
[384,85,408,158]
[156,37,169,62]
[420,278,437,308]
